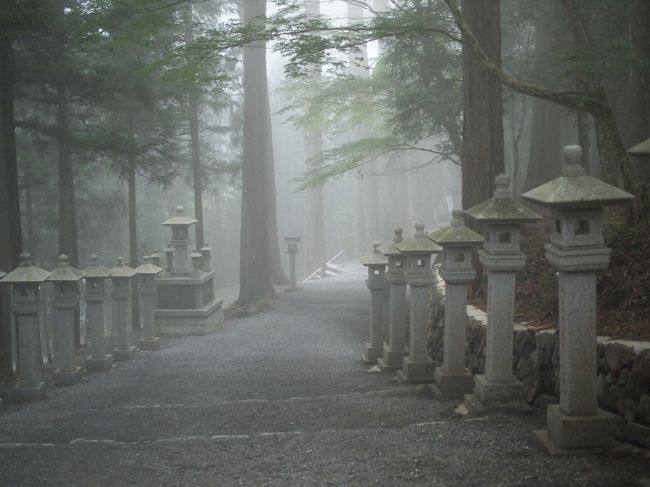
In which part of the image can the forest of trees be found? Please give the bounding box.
[1,0,648,379]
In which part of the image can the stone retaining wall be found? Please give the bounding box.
[426,280,650,447]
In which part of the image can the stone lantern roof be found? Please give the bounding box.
[136,256,163,276]
[46,254,85,282]
[522,146,634,208]
[465,174,541,224]
[360,241,388,266]
[84,255,112,279]
[381,227,404,256]
[429,210,483,247]
[628,138,650,156]
[395,223,442,254]
[111,257,137,278]
[162,205,198,226]
[2,253,51,283]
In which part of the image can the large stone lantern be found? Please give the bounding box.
[1,253,50,401]
[136,256,163,351]
[377,227,408,372]
[84,255,113,371]
[429,210,483,398]
[523,145,633,452]
[360,241,388,364]
[395,223,441,383]
[284,236,302,292]
[47,255,86,386]
[464,174,541,412]
[162,205,197,276]
[111,257,138,361]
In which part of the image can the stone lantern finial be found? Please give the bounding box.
[19,253,30,267]
[451,209,465,227]
[414,222,425,237]
[372,241,381,253]
[143,255,150,264]
[394,227,403,242]
[176,205,184,215]
[493,174,512,200]
[116,256,124,266]
[57,254,69,267]
[90,254,99,265]
[562,145,586,177]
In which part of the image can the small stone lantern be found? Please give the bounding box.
[360,241,388,364]
[190,249,203,277]
[111,257,138,361]
[395,223,442,383]
[162,205,198,276]
[150,249,163,269]
[284,236,301,292]
[464,174,541,412]
[377,227,408,372]
[136,256,163,351]
[199,243,212,272]
[47,254,86,386]
[429,210,483,398]
[1,253,50,401]
[523,145,634,452]
[84,255,113,371]
[163,244,174,273]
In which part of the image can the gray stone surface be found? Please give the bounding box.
[0,267,648,486]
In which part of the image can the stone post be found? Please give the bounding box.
[84,255,113,371]
[284,237,301,292]
[111,257,137,361]
[136,256,163,351]
[429,210,483,398]
[1,253,50,401]
[395,223,441,383]
[163,205,198,276]
[377,227,408,372]
[523,145,634,452]
[190,250,202,277]
[164,245,174,273]
[47,255,85,386]
[464,174,541,413]
[360,241,388,364]
[199,244,212,272]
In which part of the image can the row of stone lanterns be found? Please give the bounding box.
[360,145,634,453]
[0,252,165,403]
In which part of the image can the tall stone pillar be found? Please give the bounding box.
[284,237,301,292]
[377,227,408,372]
[523,145,634,452]
[111,257,137,361]
[84,255,113,371]
[430,210,483,398]
[1,254,50,402]
[47,255,85,386]
[360,241,388,364]
[395,223,441,383]
[136,256,163,351]
[464,174,541,412]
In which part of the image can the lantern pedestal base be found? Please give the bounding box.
[86,355,113,371]
[377,343,408,372]
[362,343,383,365]
[534,405,619,453]
[112,346,137,361]
[12,382,46,402]
[396,357,435,383]
[463,375,531,414]
[285,286,302,293]
[53,367,82,386]
[433,367,474,399]
[155,299,224,336]
[138,337,160,351]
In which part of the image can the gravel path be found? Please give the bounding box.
[0,267,648,486]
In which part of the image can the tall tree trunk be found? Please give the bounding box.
[127,111,140,330]
[236,0,276,304]
[628,0,650,145]
[0,33,22,380]
[460,0,504,211]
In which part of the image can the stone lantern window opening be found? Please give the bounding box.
[498,232,511,243]
[453,252,465,263]
[575,220,591,235]
[555,220,562,234]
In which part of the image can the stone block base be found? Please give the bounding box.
[53,367,83,387]
[362,343,383,365]
[155,299,224,335]
[285,286,303,293]
[112,346,137,362]
[138,338,160,351]
[433,367,474,399]
[465,374,531,413]
[13,382,46,402]
[86,355,113,371]
[464,393,532,415]
[396,357,435,384]
[377,344,407,372]
[537,404,620,452]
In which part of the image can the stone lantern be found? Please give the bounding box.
[395,223,442,383]
[464,174,541,412]
[1,253,50,401]
[84,255,113,371]
[111,257,138,361]
[47,254,85,386]
[163,245,174,273]
[136,256,163,351]
[190,249,203,277]
[199,243,212,272]
[284,236,301,292]
[522,145,634,452]
[360,241,388,364]
[162,205,197,276]
[429,210,483,398]
[150,249,163,269]
[377,227,408,372]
